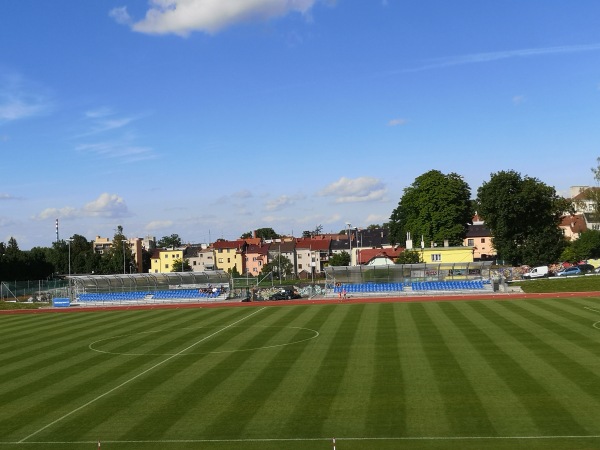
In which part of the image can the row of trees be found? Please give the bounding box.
[387,167,592,267]
[0,226,142,281]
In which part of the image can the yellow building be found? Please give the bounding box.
[149,248,186,273]
[420,245,474,264]
[212,240,246,274]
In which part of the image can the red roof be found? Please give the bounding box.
[295,238,331,250]
[357,248,404,264]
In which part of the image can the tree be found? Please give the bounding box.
[329,251,351,267]
[476,170,566,266]
[254,228,279,240]
[171,258,191,272]
[101,226,134,274]
[262,253,294,279]
[240,231,252,239]
[395,249,422,264]
[562,230,600,263]
[582,157,600,222]
[157,234,182,249]
[388,170,473,247]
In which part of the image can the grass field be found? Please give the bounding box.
[3,297,600,449]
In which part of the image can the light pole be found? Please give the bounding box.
[346,222,352,266]
[66,238,73,301]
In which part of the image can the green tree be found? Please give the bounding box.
[262,253,294,279]
[157,234,182,249]
[101,226,134,274]
[395,249,422,264]
[477,170,566,266]
[240,231,252,239]
[254,228,279,240]
[171,258,192,272]
[389,170,473,247]
[563,230,600,262]
[329,251,351,267]
[580,157,600,222]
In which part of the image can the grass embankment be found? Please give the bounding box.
[0,301,48,311]
[513,274,600,294]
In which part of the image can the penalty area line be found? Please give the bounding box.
[18,307,267,444]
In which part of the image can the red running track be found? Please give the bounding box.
[3,291,600,315]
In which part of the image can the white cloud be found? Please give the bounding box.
[35,206,78,221]
[112,0,320,36]
[400,42,600,73]
[512,95,525,105]
[83,193,130,218]
[265,194,304,211]
[319,176,387,203]
[388,118,407,127]
[0,73,52,122]
[145,220,174,231]
[109,6,133,25]
[33,193,131,221]
[0,193,18,200]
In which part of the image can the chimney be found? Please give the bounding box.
[444,239,449,247]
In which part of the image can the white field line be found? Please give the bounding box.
[5,434,600,445]
[18,307,267,444]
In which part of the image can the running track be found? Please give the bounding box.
[3,290,600,315]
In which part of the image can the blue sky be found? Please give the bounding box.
[2,1,600,249]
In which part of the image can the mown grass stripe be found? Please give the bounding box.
[241,305,339,438]
[365,302,406,437]
[487,301,600,423]
[472,301,590,435]
[435,301,537,434]
[323,302,378,437]
[394,303,450,437]
[99,307,298,441]
[408,302,496,436]
[19,307,267,443]
[197,305,332,439]
[283,303,366,438]
[1,310,225,439]
[0,308,225,404]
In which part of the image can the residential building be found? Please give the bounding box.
[267,241,296,278]
[185,244,215,271]
[213,239,246,274]
[245,243,269,276]
[295,238,331,277]
[357,247,403,265]
[149,248,186,273]
[559,214,587,241]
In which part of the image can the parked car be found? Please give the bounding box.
[556,266,582,277]
[577,263,595,274]
[522,266,549,279]
[269,288,301,300]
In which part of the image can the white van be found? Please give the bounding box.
[522,266,549,279]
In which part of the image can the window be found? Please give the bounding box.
[218,258,223,263]
[467,239,474,246]
[298,264,303,269]
[165,264,169,268]
[258,261,262,266]
[193,261,197,266]
[165,254,169,258]
[481,238,485,243]
[298,254,302,259]
[430,254,441,262]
